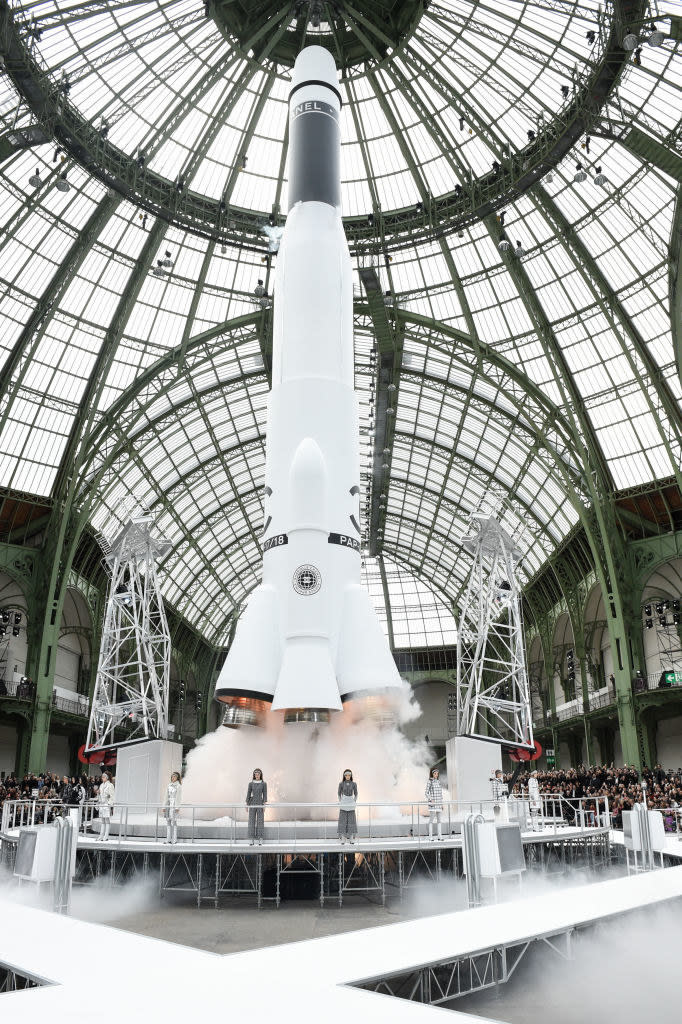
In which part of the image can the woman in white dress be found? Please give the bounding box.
[164,771,182,844]
[97,771,115,841]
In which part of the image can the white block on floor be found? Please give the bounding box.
[114,739,183,811]
[446,735,501,806]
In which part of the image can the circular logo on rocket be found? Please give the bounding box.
[293,565,321,596]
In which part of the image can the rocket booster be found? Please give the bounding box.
[215,46,403,725]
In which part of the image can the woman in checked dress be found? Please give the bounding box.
[246,768,267,845]
[337,768,358,844]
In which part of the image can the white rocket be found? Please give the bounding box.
[215,46,403,726]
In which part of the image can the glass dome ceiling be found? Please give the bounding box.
[0,0,681,645]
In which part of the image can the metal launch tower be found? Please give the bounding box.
[85,516,172,752]
[455,516,534,751]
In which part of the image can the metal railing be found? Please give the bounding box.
[1,793,611,845]
[539,794,610,831]
[0,678,35,701]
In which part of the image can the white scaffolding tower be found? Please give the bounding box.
[85,516,172,753]
[456,515,534,751]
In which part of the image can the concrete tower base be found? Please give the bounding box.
[446,735,501,805]
[114,739,183,811]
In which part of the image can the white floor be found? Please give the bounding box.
[2,863,682,1023]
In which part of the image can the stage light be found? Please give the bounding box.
[594,166,607,186]
[645,618,653,629]
[623,33,639,50]
[574,162,587,183]
[644,604,652,616]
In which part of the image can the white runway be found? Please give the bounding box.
[2,862,682,1023]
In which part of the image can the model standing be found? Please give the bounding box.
[425,767,444,841]
[246,768,267,845]
[337,769,358,844]
[164,771,182,844]
[96,770,115,841]
[527,769,542,832]
[491,768,508,818]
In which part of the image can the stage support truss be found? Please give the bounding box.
[85,516,172,753]
[456,515,534,750]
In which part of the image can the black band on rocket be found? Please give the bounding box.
[289,78,343,106]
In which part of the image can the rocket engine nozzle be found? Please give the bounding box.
[221,698,270,729]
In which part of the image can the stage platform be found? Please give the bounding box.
[2,864,682,1023]
[1,823,611,908]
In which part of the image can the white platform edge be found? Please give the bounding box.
[2,866,682,1022]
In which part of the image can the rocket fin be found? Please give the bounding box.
[336,584,403,700]
[272,636,342,713]
[214,584,279,704]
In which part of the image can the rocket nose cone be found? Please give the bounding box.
[291,45,339,95]
[290,438,327,523]
[291,437,326,488]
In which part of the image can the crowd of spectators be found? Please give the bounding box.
[504,763,682,830]
[0,771,109,823]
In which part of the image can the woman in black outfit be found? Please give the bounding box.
[246,768,267,845]
[337,768,358,844]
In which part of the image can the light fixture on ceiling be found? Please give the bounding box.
[151,260,166,277]
[498,234,511,252]
[633,46,642,66]
[55,171,70,192]
[382,448,390,456]
[573,162,587,183]
[386,407,395,415]
[586,30,596,44]
[254,279,266,298]
[382,463,389,470]
[545,170,554,183]
[647,26,665,46]
[28,167,41,188]
[514,240,526,257]
[560,84,570,99]
[593,165,607,186]
[220,243,227,254]
[622,32,639,50]
[162,250,173,268]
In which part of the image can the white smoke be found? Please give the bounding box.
[182,681,439,818]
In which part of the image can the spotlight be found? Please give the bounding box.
[561,85,570,99]
[655,602,664,615]
[674,613,681,626]
[415,201,423,212]
[28,167,41,188]
[647,28,664,47]
[386,407,395,415]
[545,170,554,183]
[514,240,525,257]
[593,166,607,186]
[367,212,374,226]
[459,116,464,131]
[574,162,587,183]
[673,600,680,613]
[498,234,511,252]
[622,33,639,50]
[55,171,70,192]
[12,626,19,637]
[633,46,642,67]
[162,250,173,268]
[644,604,652,616]
[240,152,248,170]
[645,618,653,629]
[221,243,227,254]
[0,626,5,637]
[14,612,21,624]
[527,130,536,142]
[151,260,166,277]
[1,611,9,624]
[586,30,596,44]
[659,615,667,628]
[254,279,265,298]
